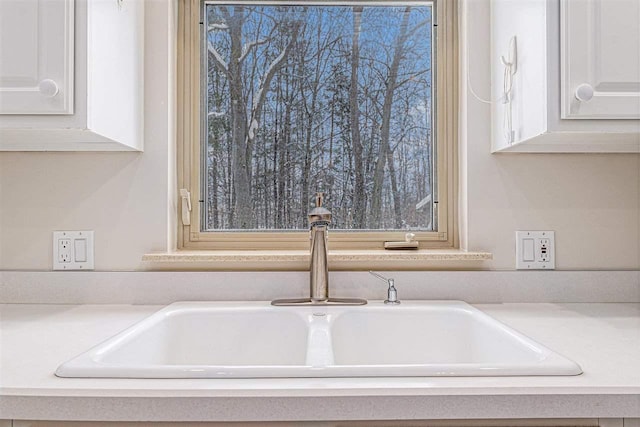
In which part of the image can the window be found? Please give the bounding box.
[177,0,458,250]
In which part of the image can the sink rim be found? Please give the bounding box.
[55,300,583,379]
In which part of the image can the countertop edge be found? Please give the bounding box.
[1,393,639,422]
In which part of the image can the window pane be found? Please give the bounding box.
[203,2,434,231]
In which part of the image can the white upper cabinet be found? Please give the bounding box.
[0,0,74,114]
[0,0,144,151]
[561,0,640,119]
[491,0,640,153]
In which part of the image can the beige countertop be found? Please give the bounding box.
[1,302,639,422]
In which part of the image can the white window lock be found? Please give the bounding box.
[180,189,192,226]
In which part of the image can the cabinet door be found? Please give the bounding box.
[561,0,640,119]
[0,0,74,114]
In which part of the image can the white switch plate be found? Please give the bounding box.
[53,231,94,270]
[515,231,555,270]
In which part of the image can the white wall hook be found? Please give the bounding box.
[500,36,518,73]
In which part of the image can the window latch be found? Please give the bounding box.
[180,189,192,226]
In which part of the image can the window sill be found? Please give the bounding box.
[142,249,492,271]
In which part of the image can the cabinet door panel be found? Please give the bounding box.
[561,0,640,119]
[0,0,74,114]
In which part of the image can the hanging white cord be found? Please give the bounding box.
[465,39,516,143]
[500,36,518,145]
[466,57,495,104]
[503,66,514,142]
[461,3,517,144]
[466,75,494,104]
[463,15,517,143]
[501,42,516,144]
[462,1,498,104]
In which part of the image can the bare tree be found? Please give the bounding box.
[208,6,301,228]
[371,7,430,228]
[349,6,366,228]
[205,5,433,231]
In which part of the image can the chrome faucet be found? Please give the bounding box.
[308,192,331,301]
[271,192,367,306]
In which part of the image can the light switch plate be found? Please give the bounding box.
[53,231,94,270]
[515,231,555,270]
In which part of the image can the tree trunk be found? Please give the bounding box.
[225,7,252,228]
[350,6,366,229]
[371,7,412,228]
[300,21,325,222]
[219,7,301,229]
[386,148,402,228]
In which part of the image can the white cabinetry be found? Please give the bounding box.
[491,0,640,153]
[561,0,640,119]
[0,0,145,151]
[0,0,74,115]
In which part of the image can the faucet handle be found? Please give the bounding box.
[368,271,401,305]
[309,192,331,225]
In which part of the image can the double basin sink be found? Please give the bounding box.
[56,301,582,378]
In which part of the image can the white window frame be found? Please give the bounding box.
[177,0,458,251]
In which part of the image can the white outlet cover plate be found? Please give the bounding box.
[515,231,555,270]
[53,231,94,271]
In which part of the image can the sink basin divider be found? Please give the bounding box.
[305,312,335,367]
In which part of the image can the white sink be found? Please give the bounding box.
[56,301,582,378]
[329,304,581,376]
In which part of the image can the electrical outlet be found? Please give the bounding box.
[53,231,94,270]
[539,238,550,262]
[515,231,555,270]
[58,238,72,263]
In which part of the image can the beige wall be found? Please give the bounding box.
[0,0,173,271]
[460,0,639,270]
[0,0,638,271]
